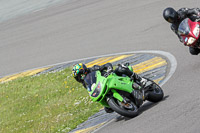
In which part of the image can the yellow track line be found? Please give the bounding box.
[97,54,133,66]
[132,57,167,74]
[0,67,50,83]
[86,57,108,67]
[0,54,133,83]
[0,54,167,83]
[86,54,133,67]
[153,76,165,84]
[86,56,116,67]
[74,122,105,133]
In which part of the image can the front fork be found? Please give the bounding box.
[110,88,145,107]
[111,89,123,102]
[110,89,132,104]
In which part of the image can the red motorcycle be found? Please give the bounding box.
[178,18,200,47]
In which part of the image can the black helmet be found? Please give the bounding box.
[163,7,178,23]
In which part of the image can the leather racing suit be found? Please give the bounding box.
[170,8,200,55]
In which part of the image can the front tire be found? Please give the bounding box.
[107,97,139,118]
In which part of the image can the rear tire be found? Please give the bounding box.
[107,97,139,118]
[145,79,164,102]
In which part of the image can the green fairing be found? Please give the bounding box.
[85,67,134,108]
[128,66,133,72]
[107,74,133,93]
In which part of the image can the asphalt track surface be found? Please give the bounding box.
[1,0,200,133]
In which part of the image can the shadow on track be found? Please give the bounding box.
[115,95,169,121]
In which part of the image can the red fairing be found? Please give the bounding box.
[179,18,200,47]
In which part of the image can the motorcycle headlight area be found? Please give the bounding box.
[193,24,200,37]
[91,82,102,97]
[187,37,196,45]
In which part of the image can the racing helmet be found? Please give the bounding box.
[163,7,178,23]
[72,63,88,80]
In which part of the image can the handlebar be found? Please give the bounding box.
[104,70,113,77]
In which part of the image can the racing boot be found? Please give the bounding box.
[116,63,150,89]
[114,63,133,77]
[130,73,147,87]
[131,74,152,101]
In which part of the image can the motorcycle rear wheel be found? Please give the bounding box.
[145,79,164,102]
[107,97,139,118]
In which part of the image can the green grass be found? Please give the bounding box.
[0,68,102,133]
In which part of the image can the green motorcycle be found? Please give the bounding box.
[84,66,164,118]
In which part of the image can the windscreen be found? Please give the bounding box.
[84,71,97,91]
[178,18,190,35]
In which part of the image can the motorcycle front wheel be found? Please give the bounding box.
[107,97,139,118]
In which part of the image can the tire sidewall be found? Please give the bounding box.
[107,97,139,118]
[145,78,164,102]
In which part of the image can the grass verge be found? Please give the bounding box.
[0,68,102,133]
